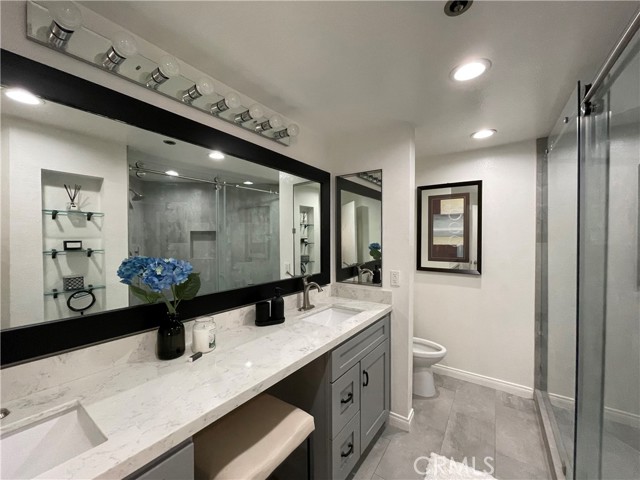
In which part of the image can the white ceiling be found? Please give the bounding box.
[82,1,639,157]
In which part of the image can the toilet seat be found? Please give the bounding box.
[412,337,447,359]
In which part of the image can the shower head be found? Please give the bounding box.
[129,188,144,201]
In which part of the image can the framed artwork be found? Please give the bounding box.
[417,181,482,275]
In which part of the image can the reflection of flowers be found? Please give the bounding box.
[369,242,382,261]
[117,257,200,314]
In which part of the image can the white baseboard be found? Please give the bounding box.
[388,408,414,431]
[432,365,534,399]
[548,392,640,429]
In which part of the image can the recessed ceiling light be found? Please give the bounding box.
[163,139,176,145]
[5,88,44,105]
[243,181,254,185]
[165,170,179,176]
[471,129,496,139]
[451,59,491,82]
[209,151,225,160]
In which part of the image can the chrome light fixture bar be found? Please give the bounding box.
[25,1,299,146]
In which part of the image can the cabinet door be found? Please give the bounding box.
[360,339,390,453]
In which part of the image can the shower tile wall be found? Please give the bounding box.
[128,178,280,297]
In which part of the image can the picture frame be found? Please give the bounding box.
[417,180,482,275]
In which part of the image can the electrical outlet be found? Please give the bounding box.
[390,270,400,287]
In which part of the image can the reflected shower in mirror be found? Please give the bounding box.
[335,170,382,286]
[0,88,320,330]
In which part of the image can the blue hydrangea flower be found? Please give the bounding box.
[141,258,194,293]
[369,242,381,251]
[116,256,153,285]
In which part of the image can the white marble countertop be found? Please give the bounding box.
[1,296,391,479]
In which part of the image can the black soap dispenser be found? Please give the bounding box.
[270,287,285,324]
[373,265,381,284]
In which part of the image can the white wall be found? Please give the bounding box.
[329,124,415,421]
[415,140,537,390]
[1,118,129,328]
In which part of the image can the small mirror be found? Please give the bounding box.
[336,171,382,285]
[417,180,482,274]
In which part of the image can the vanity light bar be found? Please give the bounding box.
[26,1,299,146]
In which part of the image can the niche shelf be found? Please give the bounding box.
[44,284,105,299]
[44,248,104,259]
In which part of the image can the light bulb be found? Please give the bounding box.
[51,1,82,31]
[255,114,283,133]
[234,103,264,123]
[209,151,225,160]
[273,123,300,140]
[158,55,180,78]
[5,88,44,105]
[243,181,254,185]
[210,91,241,115]
[471,129,496,139]
[112,31,138,58]
[146,55,180,89]
[165,170,179,177]
[451,59,491,82]
[287,123,300,137]
[102,31,138,70]
[48,1,82,49]
[225,92,241,109]
[183,77,214,103]
[196,77,214,96]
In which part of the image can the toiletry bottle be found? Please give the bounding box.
[270,287,285,324]
[255,301,270,326]
[373,265,381,284]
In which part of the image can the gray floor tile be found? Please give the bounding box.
[352,435,390,480]
[496,391,536,414]
[602,434,640,480]
[494,453,549,480]
[372,475,384,480]
[441,410,495,466]
[434,373,464,391]
[375,428,444,480]
[604,418,640,452]
[496,402,546,469]
[412,387,455,433]
[450,381,496,423]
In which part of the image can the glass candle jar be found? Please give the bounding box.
[192,316,216,354]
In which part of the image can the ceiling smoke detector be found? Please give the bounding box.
[444,0,473,17]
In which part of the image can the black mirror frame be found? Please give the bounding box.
[416,180,482,275]
[335,175,382,283]
[0,50,330,367]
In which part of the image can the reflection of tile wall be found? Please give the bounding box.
[128,181,280,297]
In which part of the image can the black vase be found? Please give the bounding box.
[157,313,186,360]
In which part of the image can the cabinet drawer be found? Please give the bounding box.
[331,413,361,480]
[331,363,360,438]
[331,315,389,382]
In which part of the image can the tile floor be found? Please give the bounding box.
[350,374,550,480]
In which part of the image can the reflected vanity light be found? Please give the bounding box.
[209,150,225,160]
[5,88,44,105]
[146,55,181,89]
[48,1,82,49]
[234,104,264,124]
[255,114,283,133]
[471,129,496,139]
[102,32,138,71]
[210,92,241,114]
[243,181,254,185]
[273,124,300,140]
[182,77,215,104]
[165,170,179,176]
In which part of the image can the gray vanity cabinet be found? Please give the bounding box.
[268,314,390,480]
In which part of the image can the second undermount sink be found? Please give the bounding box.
[301,307,362,326]
[0,402,107,479]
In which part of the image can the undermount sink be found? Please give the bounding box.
[0,402,107,479]
[301,307,361,326]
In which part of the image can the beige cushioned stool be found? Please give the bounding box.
[194,393,315,480]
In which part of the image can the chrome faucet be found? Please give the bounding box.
[300,274,323,311]
[356,264,373,284]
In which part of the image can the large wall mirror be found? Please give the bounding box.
[335,171,382,285]
[0,51,329,366]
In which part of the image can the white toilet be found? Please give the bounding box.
[412,337,447,397]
